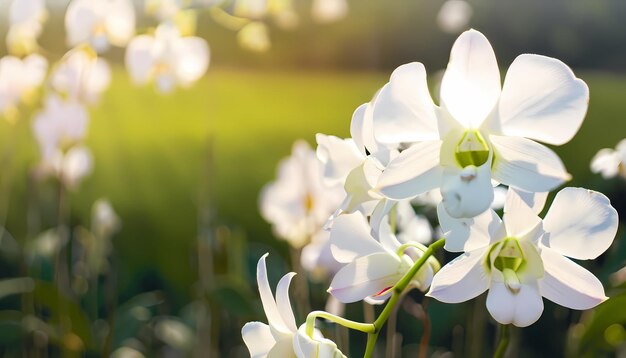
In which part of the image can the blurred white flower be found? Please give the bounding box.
[241,254,346,358]
[0,54,47,119]
[51,47,111,104]
[300,230,342,282]
[126,23,209,93]
[154,318,195,351]
[238,22,271,53]
[373,29,587,219]
[49,145,94,189]
[591,139,626,179]
[92,199,121,238]
[65,0,135,53]
[260,140,344,248]
[328,212,439,304]
[429,187,617,327]
[395,201,432,245]
[32,95,89,160]
[145,0,182,21]
[437,0,473,34]
[110,346,145,358]
[6,0,47,56]
[234,0,268,19]
[311,0,348,24]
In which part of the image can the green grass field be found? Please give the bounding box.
[2,67,625,308]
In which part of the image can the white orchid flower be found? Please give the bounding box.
[241,254,346,358]
[316,100,399,229]
[92,199,121,239]
[6,0,47,56]
[328,212,439,304]
[49,145,94,189]
[51,47,111,104]
[428,187,618,327]
[32,94,89,163]
[0,54,47,119]
[125,23,209,94]
[65,0,135,53]
[590,139,626,179]
[260,140,344,248]
[311,0,348,24]
[436,0,472,34]
[373,29,588,219]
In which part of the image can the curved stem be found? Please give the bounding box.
[494,324,510,358]
[396,242,426,256]
[363,238,445,358]
[305,311,375,337]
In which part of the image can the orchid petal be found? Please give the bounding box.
[440,29,501,129]
[329,252,403,303]
[542,187,618,260]
[490,135,570,192]
[440,161,494,219]
[275,272,298,333]
[486,281,543,327]
[315,134,363,186]
[540,247,606,310]
[503,188,542,239]
[267,336,296,357]
[329,212,383,263]
[372,62,439,143]
[257,254,292,334]
[590,148,620,179]
[496,54,589,145]
[506,187,548,215]
[376,141,442,200]
[437,203,504,252]
[427,248,490,303]
[242,322,277,358]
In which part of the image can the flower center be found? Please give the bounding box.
[454,130,490,168]
[492,238,525,294]
[304,193,314,212]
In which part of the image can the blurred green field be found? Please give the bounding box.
[2,66,625,310]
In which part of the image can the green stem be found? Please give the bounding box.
[305,311,375,337]
[363,238,445,358]
[396,242,426,256]
[493,324,510,358]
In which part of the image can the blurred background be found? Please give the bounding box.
[0,0,626,357]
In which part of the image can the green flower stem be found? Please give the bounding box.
[396,242,427,256]
[305,311,375,337]
[494,324,510,358]
[363,237,446,358]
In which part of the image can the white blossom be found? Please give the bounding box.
[428,187,617,327]
[373,29,588,219]
[126,23,209,93]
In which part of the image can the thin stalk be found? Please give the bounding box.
[418,298,431,358]
[305,311,375,337]
[494,324,510,358]
[385,289,409,358]
[363,238,445,358]
[289,247,311,319]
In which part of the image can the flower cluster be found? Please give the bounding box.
[248,29,619,357]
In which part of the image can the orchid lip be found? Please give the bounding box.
[454,129,490,168]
